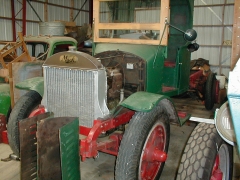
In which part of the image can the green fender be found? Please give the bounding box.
[0,84,11,116]
[15,77,44,97]
[120,91,183,125]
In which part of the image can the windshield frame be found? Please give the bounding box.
[93,0,169,45]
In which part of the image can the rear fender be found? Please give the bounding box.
[15,77,44,97]
[0,84,11,116]
[120,91,179,125]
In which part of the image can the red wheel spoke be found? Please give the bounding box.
[140,123,167,179]
[211,154,223,180]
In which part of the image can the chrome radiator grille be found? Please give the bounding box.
[42,66,109,127]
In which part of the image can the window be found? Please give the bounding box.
[94,0,169,45]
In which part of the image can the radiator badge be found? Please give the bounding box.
[60,55,78,63]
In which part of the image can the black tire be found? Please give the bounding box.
[205,72,217,110]
[7,90,42,157]
[115,104,170,180]
[176,123,233,180]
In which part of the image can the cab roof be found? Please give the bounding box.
[23,35,77,45]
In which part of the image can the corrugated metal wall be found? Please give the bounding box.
[0,0,234,76]
[0,0,89,41]
[192,0,234,77]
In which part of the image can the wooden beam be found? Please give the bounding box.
[30,0,89,12]
[93,0,169,46]
[44,0,48,22]
[97,23,161,30]
[70,0,74,21]
[94,38,160,45]
[231,1,240,70]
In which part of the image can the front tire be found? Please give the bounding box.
[7,90,42,157]
[115,104,170,180]
[205,72,217,110]
[176,123,233,180]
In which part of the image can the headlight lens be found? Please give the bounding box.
[215,101,236,145]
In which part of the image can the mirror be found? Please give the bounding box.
[184,29,197,42]
[165,21,197,42]
[187,43,199,52]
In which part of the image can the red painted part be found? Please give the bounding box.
[10,0,16,41]
[140,123,167,179]
[162,86,176,92]
[177,111,187,118]
[97,133,123,156]
[80,110,135,161]
[215,80,220,103]
[164,61,176,67]
[29,105,134,161]
[0,114,7,143]
[189,70,207,91]
[22,0,26,36]
[28,105,46,118]
[89,0,93,25]
[211,154,223,180]
[79,126,91,136]
[1,130,8,144]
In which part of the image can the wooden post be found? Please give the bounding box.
[8,63,15,108]
[18,32,32,62]
[231,1,240,70]
[44,0,48,22]
[70,0,74,22]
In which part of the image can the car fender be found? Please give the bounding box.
[120,91,180,125]
[15,77,44,97]
[0,84,11,116]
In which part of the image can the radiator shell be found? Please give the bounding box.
[42,51,109,127]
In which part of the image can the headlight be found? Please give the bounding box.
[215,101,236,145]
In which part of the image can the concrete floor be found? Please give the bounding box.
[1,98,239,180]
[0,124,194,180]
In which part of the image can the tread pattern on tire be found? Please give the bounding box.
[176,123,225,180]
[7,90,42,157]
[115,105,170,180]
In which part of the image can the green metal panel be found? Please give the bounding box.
[15,77,44,96]
[60,118,80,180]
[177,46,191,94]
[0,84,10,116]
[120,91,171,112]
[48,41,78,58]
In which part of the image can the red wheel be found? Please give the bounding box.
[139,122,167,179]
[115,104,170,180]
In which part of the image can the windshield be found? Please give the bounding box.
[94,0,169,45]
[26,42,75,60]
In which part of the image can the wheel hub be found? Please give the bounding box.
[211,155,223,180]
[139,123,167,179]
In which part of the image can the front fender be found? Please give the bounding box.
[0,84,11,116]
[120,91,180,125]
[15,77,44,97]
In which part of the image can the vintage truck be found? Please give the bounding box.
[0,35,77,121]
[6,0,222,179]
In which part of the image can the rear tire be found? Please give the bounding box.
[205,72,216,110]
[115,104,170,180]
[7,90,42,157]
[176,123,233,180]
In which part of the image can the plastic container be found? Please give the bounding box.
[39,22,65,36]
